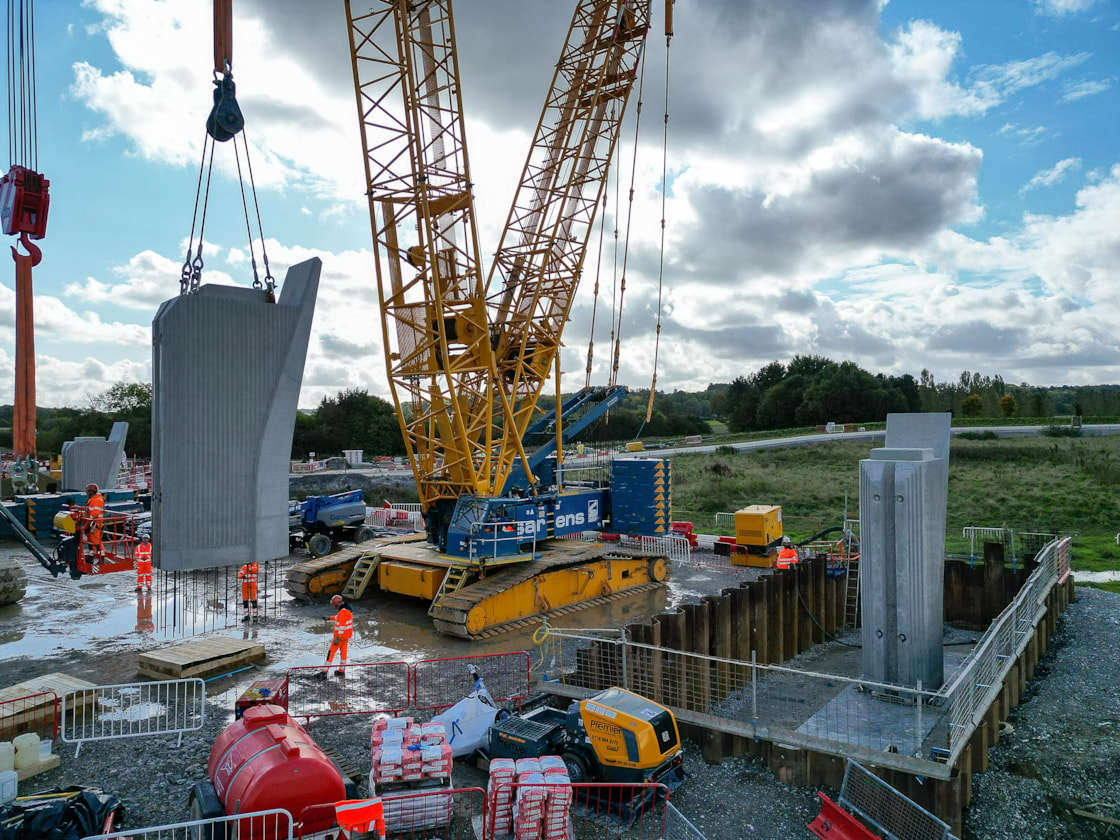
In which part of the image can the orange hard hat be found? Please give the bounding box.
[86,483,99,494]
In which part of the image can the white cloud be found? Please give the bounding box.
[13,0,1117,411]
[1032,0,1098,17]
[1061,78,1114,102]
[1021,157,1082,193]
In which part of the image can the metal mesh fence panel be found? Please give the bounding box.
[286,662,411,721]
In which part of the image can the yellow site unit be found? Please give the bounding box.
[377,560,444,600]
[734,505,783,552]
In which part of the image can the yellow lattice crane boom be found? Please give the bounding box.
[286,0,677,636]
[487,1,652,463]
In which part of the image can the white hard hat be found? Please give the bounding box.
[782,537,791,546]
[331,595,344,607]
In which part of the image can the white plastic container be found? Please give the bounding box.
[39,738,52,761]
[0,769,16,805]
[0,741,14,773]
[12,732,40,770]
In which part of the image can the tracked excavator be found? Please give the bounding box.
[287,0,675,638]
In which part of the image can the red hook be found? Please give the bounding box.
[11,231,42,267]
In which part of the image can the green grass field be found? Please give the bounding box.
[669,435,1120,570]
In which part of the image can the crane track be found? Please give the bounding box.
[429,542,669,639]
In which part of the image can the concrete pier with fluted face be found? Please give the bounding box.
[859,413,950,690]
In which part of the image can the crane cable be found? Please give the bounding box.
[643,17,673,424]
[6,0,37,170]
[583,129,616,391]
[607,32,648,391]
[179,29,274,298]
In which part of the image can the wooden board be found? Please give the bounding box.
[16,753,60,781]
[0,673,97,735]
[137,636,265,681]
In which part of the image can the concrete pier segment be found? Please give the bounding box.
[61,420,128,492]
[860,413,950,690]
[151,259,320,570]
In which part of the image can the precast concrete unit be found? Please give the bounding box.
[60,421,128,492]
[859,413,950,691]
[151,258,320,571]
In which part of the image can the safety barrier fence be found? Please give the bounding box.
[412,652,532,711]
[286,651,531,721]
[486,782,673,840]
[540,627,945,776]
[0,690,59,742]
[613,533,692,564]
[286,661,412,722]
[937,536,1069,765]
[838,760,956,840]
[961,526,1057,567]
[663,802,707,840]
[82,785,682,840]
[83,808,294,840]
[61,678,206,758]
[366,505,425,531]
[298,787,485,840]
[558,530,694,565]
[538,536,1069,780]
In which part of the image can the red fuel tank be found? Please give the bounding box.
[208,704,345,837]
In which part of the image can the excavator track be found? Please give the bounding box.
[428,541,670,639]
[285,532,426,600]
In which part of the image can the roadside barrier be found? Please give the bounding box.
[486,781,672,840]
[286,661,412,722]
[823,759,955,840]
[366,504,425,531]
[665,802,708,840]
[82,808,294,840]
[0,690,59,743]
[412,652,531,711]
[297,787,485,840]
[60,678,206,758]
[286,651,529,721]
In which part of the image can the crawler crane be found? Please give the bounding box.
[288,0,673,637]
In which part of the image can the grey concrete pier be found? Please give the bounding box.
[151,259,320,570]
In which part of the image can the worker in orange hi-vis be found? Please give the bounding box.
[135,591,154,634]
[135,534,153,592]
[324,594,353,676]
[84,484,105,566]
[776,537,799,570]
[238,561,260,622]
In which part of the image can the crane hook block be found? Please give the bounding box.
[207,74,245,142]
[0,165,50,239]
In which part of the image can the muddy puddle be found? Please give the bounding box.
[0,542,754,670]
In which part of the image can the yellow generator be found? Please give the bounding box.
[487,687,684,791]
[734,504,784,567]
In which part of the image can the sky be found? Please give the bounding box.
[2,0,1118,410]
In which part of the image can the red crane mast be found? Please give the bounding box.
[1,0,50,461]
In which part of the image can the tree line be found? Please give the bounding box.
[718,356,921,433]
[3,362,1118,461]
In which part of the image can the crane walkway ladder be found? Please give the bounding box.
[428,563,475,614]
[341,554,383,601]
[843,553,861,629]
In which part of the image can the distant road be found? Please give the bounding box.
[611,423,1120,460]
[294,424,1120,477]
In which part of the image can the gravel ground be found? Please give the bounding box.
[5,584,1118,838]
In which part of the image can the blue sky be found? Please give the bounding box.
[2,0,1118,409]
